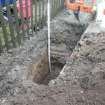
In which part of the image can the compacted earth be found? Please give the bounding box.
[0,11,105,105]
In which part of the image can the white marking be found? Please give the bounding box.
[47,0,51,72]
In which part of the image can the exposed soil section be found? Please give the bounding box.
[29,50,49,84]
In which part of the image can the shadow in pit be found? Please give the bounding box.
[42,57,65,85]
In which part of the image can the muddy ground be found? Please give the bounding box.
[0,10,105,105]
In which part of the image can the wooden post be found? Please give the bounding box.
[12,0,22,45]
[6,1,17,47]
[0,5,10,50]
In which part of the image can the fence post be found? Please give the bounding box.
[34,0,38,32]
[61,0,63,8]
[44,0,47,24]
[6,1,17,47]
[30,0,34,35]
[0,36,3,52]
[42,0,45,27]
[25,0,30,38]
[18,0,26,40]
[12,0,22,45]
[0,6,10,50]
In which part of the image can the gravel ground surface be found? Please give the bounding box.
[1,10,105,105]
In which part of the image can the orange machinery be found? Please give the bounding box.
[64,0,95,13]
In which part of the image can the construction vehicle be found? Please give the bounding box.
[64,0,95,13]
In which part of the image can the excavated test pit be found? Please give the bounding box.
[30,22,87,85]
[43,23,87,85]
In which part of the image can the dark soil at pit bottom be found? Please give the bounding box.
[42,61,64,85]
